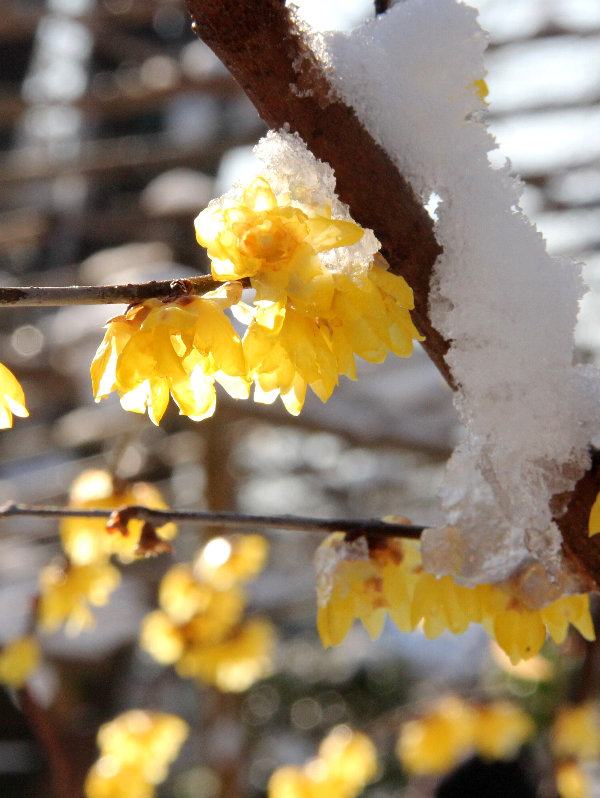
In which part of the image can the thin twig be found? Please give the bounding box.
[18,686,81,798]
[0,276,250,307]
[0,503,425,539]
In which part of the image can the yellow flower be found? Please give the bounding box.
[0,362,28,429]
[323,265,423,372]
[243,263,423,416]
[244,304,339,415]
[318,726,378,797]
[139,612,186,666]
[176,617,274,692]
[314,535,595,664]
[397,696,475,776]
[556,762,588,798]
[38,561,120,636]
[195,534,269,590]
[158,563,245,628]
[195,176,363,332]
[553,703,600,761]
[85,763,155,798]
[85,710,188,798]
[473,701,535,760]
[473,78,489,103]
[268,727,377,798]
[0,636,41,688]
[589,490,600,536]
[91,283,248,425]
[60,470,176,566]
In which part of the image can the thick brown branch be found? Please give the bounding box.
[0,503,425,540]
[185,0,451,386]
[18,687,81,798]
[0,276,250,307]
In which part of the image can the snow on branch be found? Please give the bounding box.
[184,0,600,591]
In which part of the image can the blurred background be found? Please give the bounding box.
[0,0,598,795]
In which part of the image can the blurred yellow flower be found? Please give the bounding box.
[60,470,177,566]
[397,696,475,776]
[195,176,363,332]
[158,563,245,630]
[0,362,28,429]
[38,561,121,636]
[139,612,186,666]
[553,702,600,761]
[556,762,588,798]
[0,636,41,688]
[473,701,535,760]
[268,726,377,798]
[91,283,248,426]
[176,617,274,692]
[195,534,269,590]
[315,534,594,664]
[85,710,188,798]
[397,697,534,777]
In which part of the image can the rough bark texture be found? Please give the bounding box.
[185,0,600,587]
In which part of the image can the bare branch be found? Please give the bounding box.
[0,503,425,540]
[0,276,250,307]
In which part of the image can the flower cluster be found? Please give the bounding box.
[315,533,594,663]
[553,702,600,798]
[91,283,248,425]
[84,710,188,798]
[397,696,534,776]
[92,176,422,423]
[0,362,28,429]
[60,469,177,566]
[0,636,40,688]
[37,470,176,637]
[38,560,121,636]
[268,726,377,798]
[140,534,274,692]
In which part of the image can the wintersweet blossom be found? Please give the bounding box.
[553,703,600,761]
[91,283,248,425]
[243,263,423,415]
[158,563,245,627]
[556,762,588,798]
[175,616,274,692]
[195,534,269,590]
[60,469,176,566]
[397,697,534,777]
[85,710,188,798]
[140,550,273,692]
[315,533,595,663]
[195,176,364,332]
[0,362,28,429]
[0,636,41,688]
[268,726,377,798]
[38,560,121,636]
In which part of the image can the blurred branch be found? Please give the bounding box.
[0,276,251,307]
[18,687,81,798]
[0,503,425,539]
